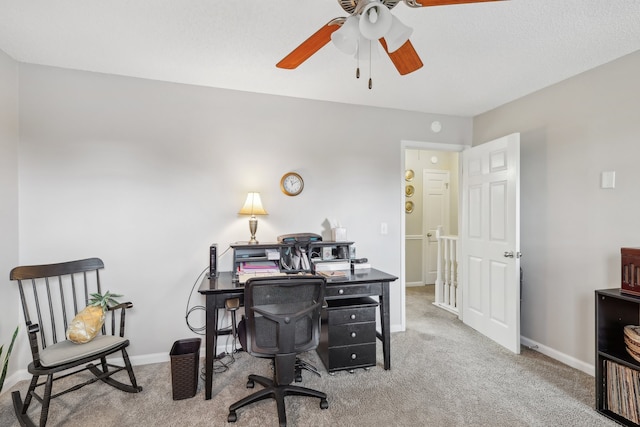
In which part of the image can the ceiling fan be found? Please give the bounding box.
[276,0,504,78]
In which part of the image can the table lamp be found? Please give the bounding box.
[238,192,267,244]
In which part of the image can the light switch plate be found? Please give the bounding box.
[601,171,616,189]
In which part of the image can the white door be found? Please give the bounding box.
[460,133,521,354]
[423,170,450,284]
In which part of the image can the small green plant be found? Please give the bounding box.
[89,291,123,311]
[1,325,19,393]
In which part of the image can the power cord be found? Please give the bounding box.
[183,245,243,377]
[184,245,232,335]
[196,309,244,379]
[185,266,208,335]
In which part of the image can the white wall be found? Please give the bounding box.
[0,48,20,388]
[473,50,640,372]
[16,63,473,363]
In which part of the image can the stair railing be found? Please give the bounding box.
[434,225,459,315]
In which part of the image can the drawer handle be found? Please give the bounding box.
[351,353,357,360]
[351,332,357,338]
[339,289,344,295]
[350,314,356,320]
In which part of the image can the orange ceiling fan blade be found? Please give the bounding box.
[410,0,506,7]
[276,21,342,69]
[380,38,423,76]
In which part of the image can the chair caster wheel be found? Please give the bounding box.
[320,398,329,409]
[246,380,254,388]
[228,411,237,422]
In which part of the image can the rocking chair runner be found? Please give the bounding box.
[9,258,142,427]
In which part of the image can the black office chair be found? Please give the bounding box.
[228,276,328,426]
[9,258,142,426]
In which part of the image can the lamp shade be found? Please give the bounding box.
[359,1,393,41]
[384,15,413,53]
[331,16,360,55]
[238,192,267,216]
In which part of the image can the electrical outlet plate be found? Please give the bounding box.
[380,222,388,235]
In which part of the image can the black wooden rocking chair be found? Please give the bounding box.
[9,258,142,427]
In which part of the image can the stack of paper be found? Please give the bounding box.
[238,261,279,274]
[313,260,350,272]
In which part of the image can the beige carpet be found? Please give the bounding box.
[0,286,616,426]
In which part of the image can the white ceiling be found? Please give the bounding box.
[1,0,639,117]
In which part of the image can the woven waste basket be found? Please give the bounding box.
[170,338,201,400]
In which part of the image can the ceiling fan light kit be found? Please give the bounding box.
[276,0,506,83]
[385,16,413,53]
[359,1,393,40]
[331,16,360,54]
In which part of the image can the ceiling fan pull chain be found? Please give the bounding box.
[356,38,361,79]
[368,41,373,90]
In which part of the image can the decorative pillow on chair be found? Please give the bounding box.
[66,291,122,344]
[66,306,105,344]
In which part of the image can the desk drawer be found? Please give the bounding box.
[325,343,376,371]
[327,304,377,326]
[325,282,382,298]
[329,322,376,346]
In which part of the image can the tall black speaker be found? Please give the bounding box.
[209,244,217,277]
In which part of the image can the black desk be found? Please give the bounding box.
[198,269,398,400]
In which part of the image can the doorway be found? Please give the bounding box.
[399,141,467,333]
[400,135,521,354]
[404,149,459,287]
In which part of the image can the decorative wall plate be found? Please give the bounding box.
[405,185,415,197]
[405,201,414,213]
[405,169,414,181]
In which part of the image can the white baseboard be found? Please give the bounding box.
[521,336,594,377]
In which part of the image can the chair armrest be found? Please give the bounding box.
[27,321,40,334]
[106,301,134,337]
[25,321,43,366]
[107,301,134,311]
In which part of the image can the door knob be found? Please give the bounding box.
[427,233,433,237]
[504,251,514,258]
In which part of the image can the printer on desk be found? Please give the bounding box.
[277,233,322,243]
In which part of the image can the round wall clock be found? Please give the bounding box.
[280,172,304,196]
